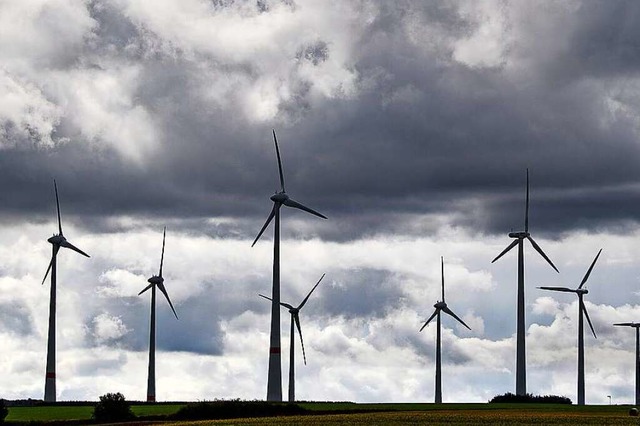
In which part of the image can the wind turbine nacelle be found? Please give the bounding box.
[434,301,447,309]
[576,288,588,295]
[148,276,164,285]
[508,231,529,239]
[270,192,289,203]
[47,235,65,245]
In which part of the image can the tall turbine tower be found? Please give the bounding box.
[252,130,327,401]
[491,169,559,396]
[259,274,325,402]
[138,227,178,402]
[613,322,640,405]
[420,257,471,403]
[539,248,602,406]
[42,180,90,402]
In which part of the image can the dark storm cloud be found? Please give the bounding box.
[1,1,640,239]
[0,302,34,336]
[317,269,404,319]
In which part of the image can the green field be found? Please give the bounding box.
[6,403,185,422]
[5,402,638,425]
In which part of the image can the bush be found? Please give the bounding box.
[173,400,307,420]
[0,399,7,423]
[489,392,572,404]
[92,392,135,422]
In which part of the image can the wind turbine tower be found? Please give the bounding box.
[613,321,640,406]
[42,180,90,402]
[260,274,325,402]
[492,169,559,396]
[252,130,327,401]
[139,227,178,402]
[420,257,470,404]
[539,248,602,406]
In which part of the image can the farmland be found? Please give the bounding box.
[4,402,638,425]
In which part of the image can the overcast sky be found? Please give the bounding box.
[1,0,640,404]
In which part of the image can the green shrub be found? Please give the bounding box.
[92,392,135,422]
[489,392,572,404]
[173,400,307,420]
[0,399,7,423]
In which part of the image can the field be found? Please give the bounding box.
[5,402,639,425]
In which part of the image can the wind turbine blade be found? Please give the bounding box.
[578,249,602,289]
[60,240,90,258]
[280,302,295,310]
[525,169,529,233]
[581,301,596,339]
[443,306,471,330]
[613,323,636,327]
[419,309,439,332]
[258,293,273,302]
[157,282,178,320]
[252,205,276,247]
[441,257,445,302]
[138,283,153,295]
[294,314,306,365]
[54,179,62,236]
[273,129,285,193]
[491,239,518,263]
[159,227,166,278]
[283,198,327,219]
[298,274,325,309]
[42,255,55,285]
[537,286,575,293]
[527,236,559,273]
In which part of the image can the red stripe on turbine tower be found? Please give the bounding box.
[270,347,281,354]
[46,372,55,379]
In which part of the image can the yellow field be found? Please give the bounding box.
[162,408,639,426]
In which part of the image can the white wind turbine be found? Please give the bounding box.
[492,169,559,396]
[420,257,470,403]
[138,227,178,402]
[613,321,640,406]
[42,180,90,402]
[538,248,602,406]
[259,274,325,402]
[252,130,327,401]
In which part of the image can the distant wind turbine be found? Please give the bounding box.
[538,248,602,406]
[42,180,90,402]
[252,130,327,401]
[420,257,471,404]
[613,321,640,405]
[259,273,325,402]
[138,227,178,402]
[492,169,558,396]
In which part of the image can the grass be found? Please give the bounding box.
[161,408,640,425]
[164,407,639,426]
[5,402,638,425]
[5,403,185,422]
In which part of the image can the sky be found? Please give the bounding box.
[1,0,640,404]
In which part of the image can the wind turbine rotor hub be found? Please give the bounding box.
[270,192,289,203]
[47,235,65,245]
[576,288,588,295]
[508,231,529,239]
[434,301,446,309]
[148,276,164,285]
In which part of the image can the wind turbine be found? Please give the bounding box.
[138,227,178,402]
[538,248,602,406]
[613,321,640,405]
[42,180,90,402]
[252,129,327,401]
[259,273,325,402]
[491,169,559,396]
[420,257,471,404]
